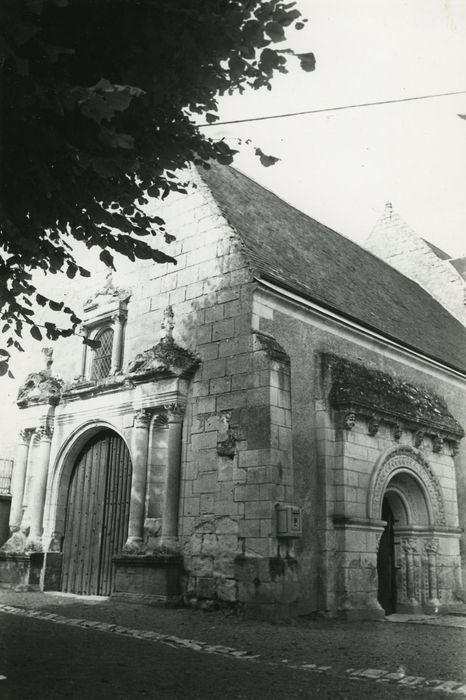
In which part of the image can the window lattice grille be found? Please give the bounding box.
[91,328,113,380]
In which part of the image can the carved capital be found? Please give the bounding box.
[424,538,439,555]
[368,416,379,436]
[19,428,34,443]
[401,537,418,554]
[133,408,151,428]
[111,310,127,324]
[164,403,185,423]
[36,425,53,441]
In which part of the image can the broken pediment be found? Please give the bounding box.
[127,337,200,380]
[325,354,464,441]
[17,348,63,408]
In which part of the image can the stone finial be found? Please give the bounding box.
[385,201,393,216]
[161,305,175,341]
[42,347,53,372]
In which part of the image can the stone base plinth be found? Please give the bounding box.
[0,552,44,591]
[112,554,183,605]
[337,606,385,621]
[234,555,299,621]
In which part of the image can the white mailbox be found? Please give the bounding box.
[276,504,302,538]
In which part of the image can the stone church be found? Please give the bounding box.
[1,162,465,619]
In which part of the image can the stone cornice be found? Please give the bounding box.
[326,354,464,441]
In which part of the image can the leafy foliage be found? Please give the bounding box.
[0,0,312,368]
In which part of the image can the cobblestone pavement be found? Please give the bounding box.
[1,590,466,697]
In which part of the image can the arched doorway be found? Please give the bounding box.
[377,496,396,614]
[376,470,432,614]
[61,430,132,595]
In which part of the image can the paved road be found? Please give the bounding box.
[0,610,464,700]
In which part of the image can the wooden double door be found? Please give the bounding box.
[61,431,132,596]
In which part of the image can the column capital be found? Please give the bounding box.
[19,428,34,443]
[111,310,127,324]
[133,408,152,428]
[36,425,53,441]
[164,403,185,423]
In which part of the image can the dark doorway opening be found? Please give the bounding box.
[61,430,132,596]
[377,496,397,615]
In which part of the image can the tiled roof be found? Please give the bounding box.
[200,162,466,374]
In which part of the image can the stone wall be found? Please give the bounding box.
[251,285,466,616]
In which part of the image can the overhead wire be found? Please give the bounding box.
[198,89,466,128]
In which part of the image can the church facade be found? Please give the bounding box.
[1,163,465,619]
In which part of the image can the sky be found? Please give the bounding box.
[205,0,466,258]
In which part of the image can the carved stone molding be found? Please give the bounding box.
[368,416,379,436]
[432,435,444,453]
[368,446,446,526]
[413,429,424,448]
[326,354,464,446]
[393,423,403,441]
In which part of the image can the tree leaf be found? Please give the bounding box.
[0,361,8,377]
[297,52,316,72]
[255,147,280,167]
[30,326,43,341]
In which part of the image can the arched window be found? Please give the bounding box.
[91,328,114,380]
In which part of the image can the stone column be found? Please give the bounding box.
[8,429,32,533]
[27,426,53,550]
[124,409,151,553]
[80,326,89,378]
[160,404,185,549]
[110,312,125,374]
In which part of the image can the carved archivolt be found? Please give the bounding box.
[368,446,446,526]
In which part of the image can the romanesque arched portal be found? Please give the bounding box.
[369,447,446,614]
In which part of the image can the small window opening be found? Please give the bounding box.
[91,328,114,380]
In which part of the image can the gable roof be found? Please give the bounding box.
[422,239,451,261]
[450,257,466,281]
[200,162,466,374]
